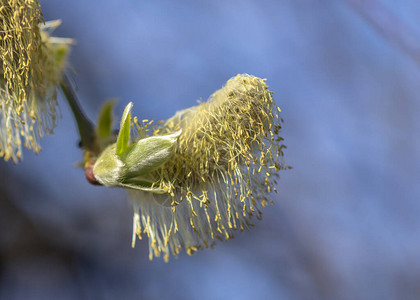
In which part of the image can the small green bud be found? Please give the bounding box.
[91,144,123,186]
[92,102,181,193]
[121,131,182,179]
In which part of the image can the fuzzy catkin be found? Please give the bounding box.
[130,74,288,261]
[0,1,70,162]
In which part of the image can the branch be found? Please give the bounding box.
[60,75,96,152]
[60,75,102,185]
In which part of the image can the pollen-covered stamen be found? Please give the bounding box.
[0,1,71,162]
[130,74,289,261]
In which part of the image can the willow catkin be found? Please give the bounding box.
[130,74,289,261]
[0,0,70,162]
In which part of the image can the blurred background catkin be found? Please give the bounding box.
[1,1,419,299]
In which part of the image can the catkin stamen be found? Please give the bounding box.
[131,74,289,261]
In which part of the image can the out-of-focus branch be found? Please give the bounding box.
[345,0,420,66]
[60,75,102,185]
[60,75,96,152]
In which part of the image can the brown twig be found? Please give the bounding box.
[60,74,101,185]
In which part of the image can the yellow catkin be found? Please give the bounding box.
[0,1,70,162]
[130,74,287,261]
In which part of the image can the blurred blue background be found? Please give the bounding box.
[1,0,420,299]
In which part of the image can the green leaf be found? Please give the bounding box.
[96,99,117,140]
[121,130,181,179]
[116,102,133,156]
